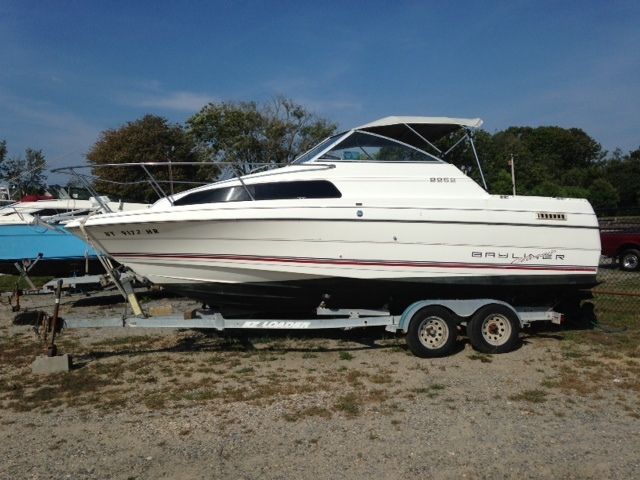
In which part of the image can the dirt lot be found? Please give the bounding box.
[1,290,639,479]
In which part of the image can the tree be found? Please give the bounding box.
[87,115,205,203]
[605,147,640,209]
[0,142,47,197]
[186,97,337,174]
[588,178,619,213]
[464,126,605,197]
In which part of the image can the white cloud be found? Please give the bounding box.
[123,90,216,112]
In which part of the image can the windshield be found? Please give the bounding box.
[292,134,345,164]
[318,131,440,162]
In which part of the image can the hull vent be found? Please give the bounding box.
[537,212,567,221]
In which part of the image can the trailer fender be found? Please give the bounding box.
[397,299,522,333]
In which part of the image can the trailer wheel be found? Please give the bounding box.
[619,249,640,272]
[467,304,520,354]
[406,306,458,358]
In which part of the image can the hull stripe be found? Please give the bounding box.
[113,252,597,273]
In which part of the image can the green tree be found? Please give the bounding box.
[470,126,604,196]
[187,97,337,174]
[605,147,640,209]
[0,143,47,197]
[87,115,206,203]
[587,178,619,213]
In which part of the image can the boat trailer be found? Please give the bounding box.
[50,271,564,360]
[25,272,568,373]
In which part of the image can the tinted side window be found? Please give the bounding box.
[173,186,251,206]
[254,181,341,200]
[173,181,341,206]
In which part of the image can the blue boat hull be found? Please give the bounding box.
[0,224,102,276]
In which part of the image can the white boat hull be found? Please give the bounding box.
[71,203,600,315]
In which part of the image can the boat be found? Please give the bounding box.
[66,116,601,317]
[0,185,13,207]
[0,195,148,277]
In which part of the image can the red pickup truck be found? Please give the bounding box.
[600,229,640,271]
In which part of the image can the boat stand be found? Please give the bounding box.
[12,254,44,291]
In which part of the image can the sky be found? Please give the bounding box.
[1,0,639,182]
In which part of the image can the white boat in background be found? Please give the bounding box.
[66,116,601,317]
[0,185,12,207]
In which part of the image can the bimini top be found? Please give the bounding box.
[355,116,483,150]
[293,115,485,166]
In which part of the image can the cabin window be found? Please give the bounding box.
[319,131,438,162]
[33,208,90,218]
[35,209,69,217]
[173,180,342,206]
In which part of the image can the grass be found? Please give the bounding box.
[0,275,54,291]
[468,353,493,363]
[339,351,354,361]
[509,389,549,403]
[334,392,361,417]
[282,405,332,422]
[411,383,447,399]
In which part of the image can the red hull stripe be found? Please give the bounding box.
[113,252,597,273]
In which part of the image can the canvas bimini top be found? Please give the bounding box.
[355,115,483,143]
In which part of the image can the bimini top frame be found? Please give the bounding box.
[293,116,488,190]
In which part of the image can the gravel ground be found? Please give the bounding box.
[1,290,639,479]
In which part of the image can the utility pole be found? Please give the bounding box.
[508,153,516,196]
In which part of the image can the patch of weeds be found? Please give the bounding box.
[345,369,367,386]
[540,378,557,388]
[411,383,446,398]
[468,353,493,363]
[339,351,354,361]
[367,388,388,403]
[143,392,169,409]
[334,392,361,417]
[236,367,255,374]
[508,389,548,403]
[302,352,318,359]
[91,335,155,348]
[562,350,586,359]
[282,405,332,422]
[369,373,393,384]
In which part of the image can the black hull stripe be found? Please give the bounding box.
[114,252,597,273]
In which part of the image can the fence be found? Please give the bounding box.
[592,216,640,321]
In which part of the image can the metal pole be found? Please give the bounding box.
[168,159,174,196]
[509,154,516,196]
[466,130,488,191]
[47,279,63,357]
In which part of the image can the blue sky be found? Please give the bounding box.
[1,0,639,180]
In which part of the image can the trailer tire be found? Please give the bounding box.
[406,306,458,358]
[619,249,640,272]
[467,304,520,354]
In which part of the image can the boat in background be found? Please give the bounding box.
[1,195,148,277]
[66,116,601,317]
[0,185,13,207]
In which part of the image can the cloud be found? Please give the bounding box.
[122,90,217,112]
[0,92,102,176]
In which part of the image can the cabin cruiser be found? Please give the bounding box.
[66,117,601,316]
[0,195,148,276]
